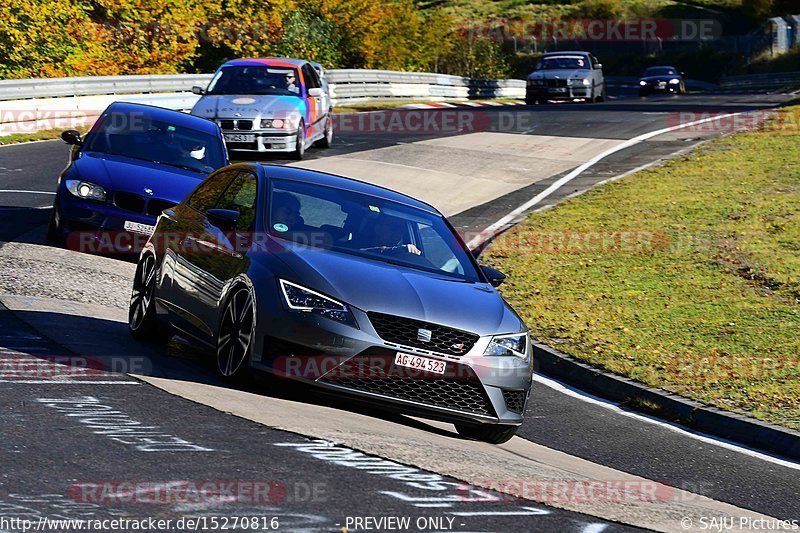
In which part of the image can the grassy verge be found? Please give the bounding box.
[0,127,89,147]
[484,106,800,430]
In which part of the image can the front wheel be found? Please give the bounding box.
[129,253,169,342]
[455,423,518,444]
[216,285,256,379]
[315,115,333,148]
[291,121,306,160]
[46,198,65,246]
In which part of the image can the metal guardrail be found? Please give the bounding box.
[0,70,524,102]
[720,71,800,89]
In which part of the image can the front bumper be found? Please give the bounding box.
[57,192,159,253]
[222,129,299,153]
[639,83,680,94]
[527,86,592,101]
[252,302,533,426]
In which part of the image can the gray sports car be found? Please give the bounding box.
[128,163,532,443]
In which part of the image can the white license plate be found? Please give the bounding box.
[123,221,155,235]
[224,133,255,143]
[394,353,446,375]
[551,87,567,93]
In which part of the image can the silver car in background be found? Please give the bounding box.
[526,51,606,104]
[191,57,333,160]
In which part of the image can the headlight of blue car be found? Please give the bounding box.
[279,279,358,327]
[65,179,107,202]
[484,333,528,359]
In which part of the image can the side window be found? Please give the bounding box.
[302,64,320,89]
[187,169,238,212]
[214,172,258,231]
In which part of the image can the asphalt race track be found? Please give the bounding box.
[1,90,799,532]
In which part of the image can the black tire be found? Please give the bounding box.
[638,89,648,97]
[128,253,169,343]
[598,84,607,102]
[46,198,65,246]
[455,423,518,444]
[291,121,306,160]
[315,115,333,148]
[216,285,256,380]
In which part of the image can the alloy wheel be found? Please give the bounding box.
[216,286,255,378]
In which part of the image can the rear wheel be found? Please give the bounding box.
[455,423,518,444]
[216,285,256,379]
[129,253,169,342]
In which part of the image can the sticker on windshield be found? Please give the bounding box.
[273,223,288,232]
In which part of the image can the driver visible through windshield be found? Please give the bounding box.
[536,56,590,70]
[85,110,226,174]
[206,66,302,96]
[269,179,480,282]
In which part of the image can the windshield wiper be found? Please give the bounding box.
[152,161,205,174]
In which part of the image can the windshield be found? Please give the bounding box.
[206,66,302,96]
[269,179,481,282]
[643,67,677,77]
[536,56,590,70]
[85,110,226,174]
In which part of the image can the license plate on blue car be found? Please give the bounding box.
[124,221,155,235]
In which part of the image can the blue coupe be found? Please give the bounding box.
[48,102,228,252]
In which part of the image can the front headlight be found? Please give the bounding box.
[639,80,648,86]
[279,279,357,327]
[528,78,543,86]
[484,333,528,359]
[65,179,106,202]
[582,78,592,86]
[669,78,680,84]
[260,118,288,129]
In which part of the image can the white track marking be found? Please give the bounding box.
[581,524,608,533]
[467,111,745,248]
[447,507,550,516]
[0,379,140,384]
[0,189,55,195]
[531,373,800,471]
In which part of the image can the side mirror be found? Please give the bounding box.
[595,63,603,70]
[308,87,324,97]
[191,86,206,95]
[481,265,506,287]
[207,208,240,231]
[61,130,82,146]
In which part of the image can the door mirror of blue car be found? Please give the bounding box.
[308,88,324,97]
[480,265,506,287]
[61,130,83,146]
[207,209,240,231]
[191,86,206,95]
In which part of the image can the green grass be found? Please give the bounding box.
[0,127,89,146]
[484,107,800,429]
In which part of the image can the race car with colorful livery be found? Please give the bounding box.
[191,58,333,160]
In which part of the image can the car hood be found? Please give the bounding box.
[76,152,204,202]
[264,238,525,336]
[529,69,591,80]
[191,95,304,120]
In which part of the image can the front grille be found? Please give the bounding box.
[367,312,479,357]
[114,192,146,213]
[502,389,527,414]
[218,119,253,131]
[146,199,175,217]
[546,79,568,88]
[320,354,495,417]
